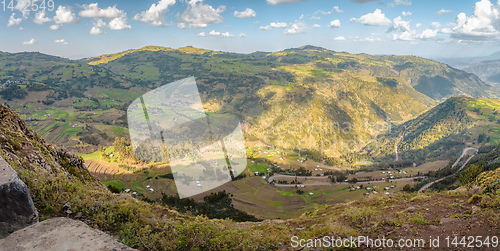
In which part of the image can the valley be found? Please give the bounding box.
[2,45,500,220]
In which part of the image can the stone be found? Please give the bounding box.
[0,156,38,238]
[0,217,136,250]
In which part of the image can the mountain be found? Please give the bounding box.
[0,46,499,162]
[459,59,500,84]
[372,96,500,162]
[2,103,500,249]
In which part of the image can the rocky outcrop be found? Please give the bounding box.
[0,156,38,238]
[0,217,136,250]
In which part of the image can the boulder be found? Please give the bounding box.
[0,217,136,250]
[0,156,39,238]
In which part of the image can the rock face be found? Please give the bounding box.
[0,217,136,250]
[0,156,39,238]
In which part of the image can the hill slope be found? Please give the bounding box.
[2,102,500,250]
[1,46,499,162]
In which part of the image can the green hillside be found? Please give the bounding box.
[373,97,500,162]
[0,46,498,163]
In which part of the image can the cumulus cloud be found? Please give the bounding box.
[388,16,411,32]
[350,9,392,26]
[177,22,187,29]
[90,27,104,35]
[313,24,321,28]
[196,32,206,36]
[334,36,346,40]
[54,6,79,24]
[392,30,416,40]
[402,11,412,16]
[234,8,256,18]
[259,22,288,30]
[33,11,51,24]
[178,0,226,28]
[416,29,438,39]
[89,15,131,35]
[284,22,308,35]
[266,0,305,5]
[416,23,422,28]
[108,15,132,30]
[436,9,452,16]
[23,38,35,45]
[50,24,61,30]
[7,13,22,27]
[451,0,500,40]
[209,30,233,37]
[329,20,341,28]
[239,33,247,38]
[134,0,175,27]
[79,3,124,19]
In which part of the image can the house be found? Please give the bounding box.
[309,192,314,196]
[125,189,130,193]
[385,192,390,195]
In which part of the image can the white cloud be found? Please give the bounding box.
[55,39,69,45]
[436,9,452,16]
[333,6,344,13]
[88,15,131,35]
[234,8,256,18]
[313,24,321,28]
[284,22,308,35]
[108,15,131,30]
[389,16,411,32]
[209,30,233,37]
[54,6,79,24]
[239,33,247,38]
[350,9,392,26]
[33,11,51,24]
[393,0,411,6]
[15,0,31,18]
[178,1,226,28]
[416,23,422,28]
[271,22,288,28]
[134,0,175,27]
[266,0,305,5]
[315,6,344,16]
[23,38,35,45]
[311,16,321,20]
[451,0,500,40]
[196,32,206,36]
[177,22,187,29]
[50,24,61,30]
[392,30,416,40]
[329,20,341,28]
[402,11,412,16]
[417,29,438,39]
[90,27,104,35]
[333,36,346,41]
[79,3,124,19]
[7,13,22,27]
[259,22,288,31]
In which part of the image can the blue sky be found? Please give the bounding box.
[1,0,499,59]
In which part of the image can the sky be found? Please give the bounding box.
[1,0,500,59]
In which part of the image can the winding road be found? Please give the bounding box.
[418,147,478,193]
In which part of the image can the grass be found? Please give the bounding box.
[267,201,284,206]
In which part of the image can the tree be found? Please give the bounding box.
[460,164,483,187]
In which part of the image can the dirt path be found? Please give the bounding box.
[395,126,407,161]
[418,147,478,193]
